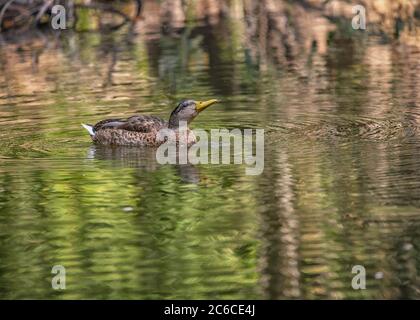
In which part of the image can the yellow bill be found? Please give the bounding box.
[196,99,219,112]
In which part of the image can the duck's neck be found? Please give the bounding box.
[168,117,191,130]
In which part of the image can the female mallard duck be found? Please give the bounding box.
[82,99,219,147]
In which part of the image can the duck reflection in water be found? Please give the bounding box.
[87,145,200,184]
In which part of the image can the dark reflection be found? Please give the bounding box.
[258,147,300,299]
[175,164,200,184]
[88,145,159,169]
[393,223,420,299]
[88,145,201,184]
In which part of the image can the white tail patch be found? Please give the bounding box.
[81,123,95,136]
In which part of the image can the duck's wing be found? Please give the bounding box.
[118,115,167,132]
[93,118,124,132]
[93,115,167,133]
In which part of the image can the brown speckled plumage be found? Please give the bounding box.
[92,115,169,146]
[83,99,219,147]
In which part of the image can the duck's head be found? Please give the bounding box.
[168,99,219,129]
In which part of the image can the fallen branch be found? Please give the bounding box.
[0,0,17,32]
[33,0,53,25]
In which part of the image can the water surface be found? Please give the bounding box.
[0,14,420,299]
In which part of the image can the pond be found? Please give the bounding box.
[0,9,420,299]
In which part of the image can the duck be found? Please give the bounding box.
[82,99,219,146]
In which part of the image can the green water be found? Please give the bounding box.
[0,16,420,299]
